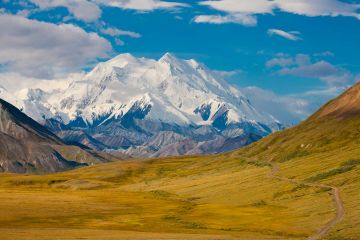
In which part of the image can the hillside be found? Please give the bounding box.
[0,98,122,173]
[232,81,360,239]
[0,83,359,239]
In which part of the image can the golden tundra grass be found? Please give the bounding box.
[0,116,359,239]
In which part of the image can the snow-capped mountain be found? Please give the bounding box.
[0,53,284,156]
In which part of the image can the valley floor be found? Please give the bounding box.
[1,147,358,240]
[0,228,238,240]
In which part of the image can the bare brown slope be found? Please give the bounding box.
[0,99,61,144]
[311,81,360,119]
[0,98,123,173]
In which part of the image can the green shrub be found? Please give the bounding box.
[252,200,267,207]
[150,190,172,198]
[341,159,360,167]
[306,165,355,182]
[280,149,310,162]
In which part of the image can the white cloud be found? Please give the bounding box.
[95,0,189,11]
[266,57,294,68]
[280,61,335,77]
[314,51,335,57]
[267,29,302,41]
[115,38,125,46]
[211,69,243,78]
[193,13,257,26]
[100,27,141,38]
[242,85,348,124]
[295,54,311,66]
[29,0,102,22]
[0,14,112,79]
[197,0,360,25]
[266,54,352,86]
[242,86,311,124]
[275,0,360,19]
[303,85,346,97]
[279,61,350,85]
[0,72,81,93]
[99,27,141,46]
[29,0,189,22]
[199,0,274,14]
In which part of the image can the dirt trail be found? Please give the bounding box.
[268,161,344,240]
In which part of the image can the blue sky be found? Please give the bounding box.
[0,0,360,122]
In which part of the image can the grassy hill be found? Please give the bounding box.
[0,83,360,239]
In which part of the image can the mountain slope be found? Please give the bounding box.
[0,98,121,173]
[311,81,360,119]
[0,98,62,144]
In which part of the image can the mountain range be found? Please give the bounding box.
[0,53,283,157]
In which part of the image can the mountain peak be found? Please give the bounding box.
[106,53,138,67]
[158,52,179,63]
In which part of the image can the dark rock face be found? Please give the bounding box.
[194,104,212,121]
[45,117,265,158]
[121,101,152,128]
[0,98,120,173]
[43,111,269,159]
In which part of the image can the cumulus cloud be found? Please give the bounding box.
[242,85,348,124]
[314,51,335,57]
[100,27,141,38]
[100,27,141,46]
[267,53,352,86]
[197,0,360,25]
[280,61,336,77]
[211,69,243,78]
[242,86,311,124]
[193,13,257,26]
[275,0,360,19]
[95,0,189,11]
[199,0,274,14]
[266,57,294,68]
[267,29,302,41]
[29,0,102,22]
[0,72,80,93]
[279,61,351,85]
[0,13,112,79]
[29,0,189,22]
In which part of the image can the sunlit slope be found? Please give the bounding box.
[232,82,360,239]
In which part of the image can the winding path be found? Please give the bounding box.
[267,161,345,240]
